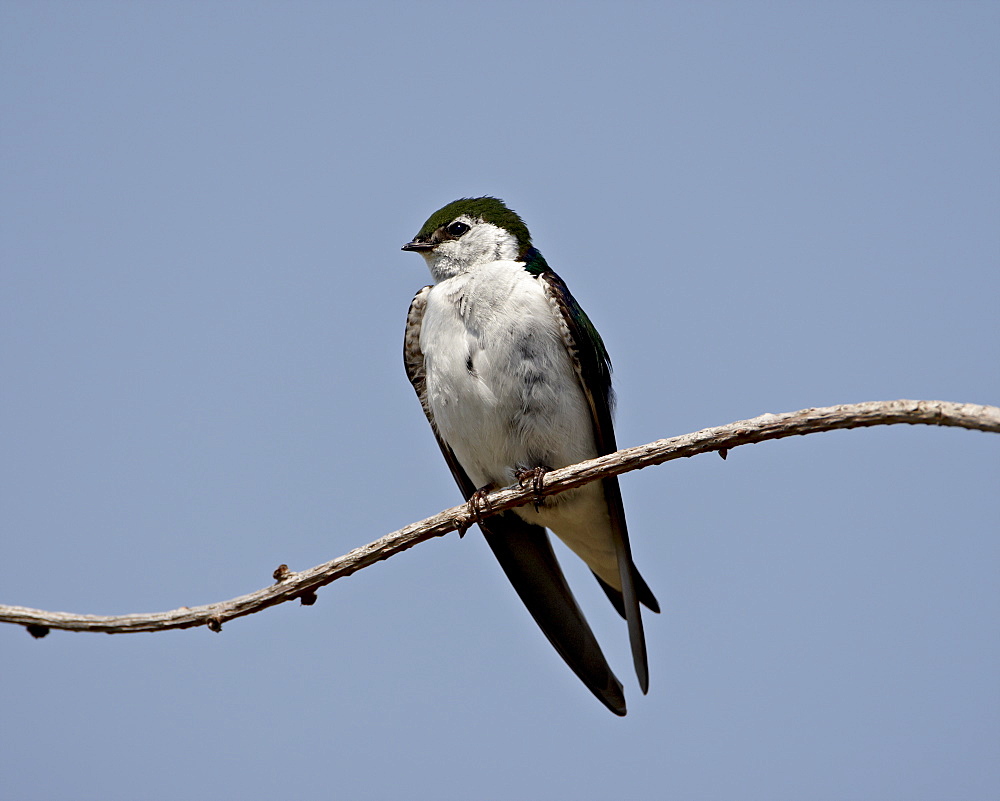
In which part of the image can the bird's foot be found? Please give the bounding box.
[467,487,494,529]
[516,466,551,511]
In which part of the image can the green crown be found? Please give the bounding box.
[416,197,532,252]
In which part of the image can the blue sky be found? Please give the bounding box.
[2,2,998,799]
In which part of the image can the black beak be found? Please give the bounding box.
[401,239,435,252]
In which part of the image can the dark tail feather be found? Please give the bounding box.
[593,566,660,619]
[613,538,650,695]
[482,513,628,716]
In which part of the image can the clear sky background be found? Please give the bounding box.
[2,3,998,799]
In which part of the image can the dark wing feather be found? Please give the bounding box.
[404,287,477,498]
[481,513,627,716]
[403,286,628,714]
[539,268,659,694]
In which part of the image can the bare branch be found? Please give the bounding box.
[2,399,996,636]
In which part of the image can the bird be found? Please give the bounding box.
[401,197,658,715]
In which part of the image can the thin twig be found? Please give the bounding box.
[2,399,996,636]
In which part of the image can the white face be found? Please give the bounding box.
[421,215,521,282]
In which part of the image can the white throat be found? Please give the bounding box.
[421,218,521,282]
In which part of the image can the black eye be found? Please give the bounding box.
[446,221,470,237]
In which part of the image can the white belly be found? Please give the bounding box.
[420,261,596,485]
[420,261,621,586]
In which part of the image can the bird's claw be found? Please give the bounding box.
[516,466,550,511]
[467,488,493,528]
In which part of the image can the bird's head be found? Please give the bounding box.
[402,197,532,281]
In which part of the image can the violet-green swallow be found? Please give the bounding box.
[402,197,658,715]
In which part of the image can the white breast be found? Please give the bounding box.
[420,261,598,490]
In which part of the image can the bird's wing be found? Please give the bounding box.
[403,285,628,715]
[537,262,659,694]
[403,287,477,496]
[480,512,627,715]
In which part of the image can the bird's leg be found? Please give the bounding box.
[516,465,551,511]
[467,486,494,531]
